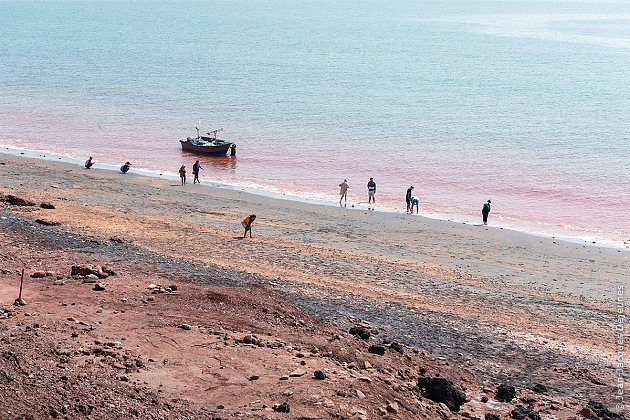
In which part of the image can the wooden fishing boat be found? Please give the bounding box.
[179,128,235,156]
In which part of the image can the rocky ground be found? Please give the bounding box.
[0,155,628,419]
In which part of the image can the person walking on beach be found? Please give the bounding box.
[120,162,131,173]
[85,157,94,169]
[482,199,491,225]
[179,165,187,185]
[339,179,349,206]
[406,186,414,213]
[242,214,256,238]
[367,177,376,207]
[410,195,420,214]
[192,160,203,184]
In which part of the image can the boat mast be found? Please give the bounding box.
[208,128,223,139]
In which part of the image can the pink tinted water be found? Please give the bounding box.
[2,103,629,246]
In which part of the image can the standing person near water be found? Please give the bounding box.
[192,160,203,184]
[406,186,414,213]
[339,179,349,206]
[482,199,491,225]
[367,177,376,207]
[179,165,186,185]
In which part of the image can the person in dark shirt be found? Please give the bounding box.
[192,160,203,184]
[367,177,376,206]
[482,199,491,225]
[120,162,131,173]
[179,165,186,185]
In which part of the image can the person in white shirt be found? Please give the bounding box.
[410,196,420,214]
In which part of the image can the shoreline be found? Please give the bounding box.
[2,145,628,250]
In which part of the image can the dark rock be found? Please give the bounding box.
[71,264,108,278]
[35,219,61,226]
[248,375,260,381]
[485,414,500,420]
[496,383,516,402]
[273,402,290,413]
[242,334,258,345]
[169,284,178,291]
[579,407,597,419]
[349,326,371,340]
[4,195,36,206]
[31,271,47,278]
[481,396,489,403]
[40,202,55,209]
[389,342,404,354]
[386,402,399,414]
[314,370,326,380]
[418,377,467,412]
[92,283,107,291]
[180,324,192,330]
[110,236,126,243]
[102,267,116,276]
[529,383,547,394]
[511,405,541,420]
[368,345,386,356]
[586,401,625,420]
[72,264,97,276]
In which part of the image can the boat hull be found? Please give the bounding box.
[179,140,231,155]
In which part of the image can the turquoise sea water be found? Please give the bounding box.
[1,0,629,244]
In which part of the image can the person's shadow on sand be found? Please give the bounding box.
[233,236,244,240]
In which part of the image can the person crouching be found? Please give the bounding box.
[241,214,256,238]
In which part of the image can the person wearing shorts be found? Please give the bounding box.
[242,214,256,238]
[367,177,376,205]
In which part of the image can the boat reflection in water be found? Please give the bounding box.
[181,152,238,172]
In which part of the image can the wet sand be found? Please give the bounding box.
[1,153,628,409]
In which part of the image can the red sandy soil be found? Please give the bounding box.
[1,156,627,419]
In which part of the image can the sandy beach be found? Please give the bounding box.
[1,153,628,419]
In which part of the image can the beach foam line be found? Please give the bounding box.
[1,145,627,251]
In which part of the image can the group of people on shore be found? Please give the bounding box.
[339,178,492,224]
[85,156,259,237]
[178,160,204,185]
[85,157,206,186]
